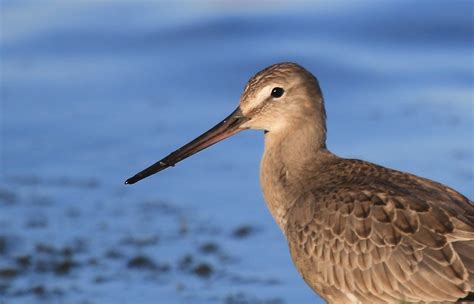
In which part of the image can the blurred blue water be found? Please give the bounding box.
[1,1,473,303]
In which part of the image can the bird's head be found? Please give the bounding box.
[125,62,326,185]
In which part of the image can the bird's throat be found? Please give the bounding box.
[260,123,330,231]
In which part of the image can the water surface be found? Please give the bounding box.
[1,1,473,303]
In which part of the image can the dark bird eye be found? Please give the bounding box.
[271,87,284,98]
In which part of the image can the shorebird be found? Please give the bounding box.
[125,63,474,303]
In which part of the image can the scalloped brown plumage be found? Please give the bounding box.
[285,159,474,303]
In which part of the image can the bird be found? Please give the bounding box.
[125,62,474,303]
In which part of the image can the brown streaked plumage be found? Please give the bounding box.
[125,62,474,303]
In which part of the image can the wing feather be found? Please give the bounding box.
[286,175,474,303]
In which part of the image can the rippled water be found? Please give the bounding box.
[1,1,473,303]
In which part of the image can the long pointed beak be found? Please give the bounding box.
[125,107,248,185]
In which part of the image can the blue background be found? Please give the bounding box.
[1,1,473,303]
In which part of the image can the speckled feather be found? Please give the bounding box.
[285,158,474,303]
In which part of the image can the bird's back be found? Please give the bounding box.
[285,158,474,303]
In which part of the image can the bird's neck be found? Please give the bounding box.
[260,121,332,232]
